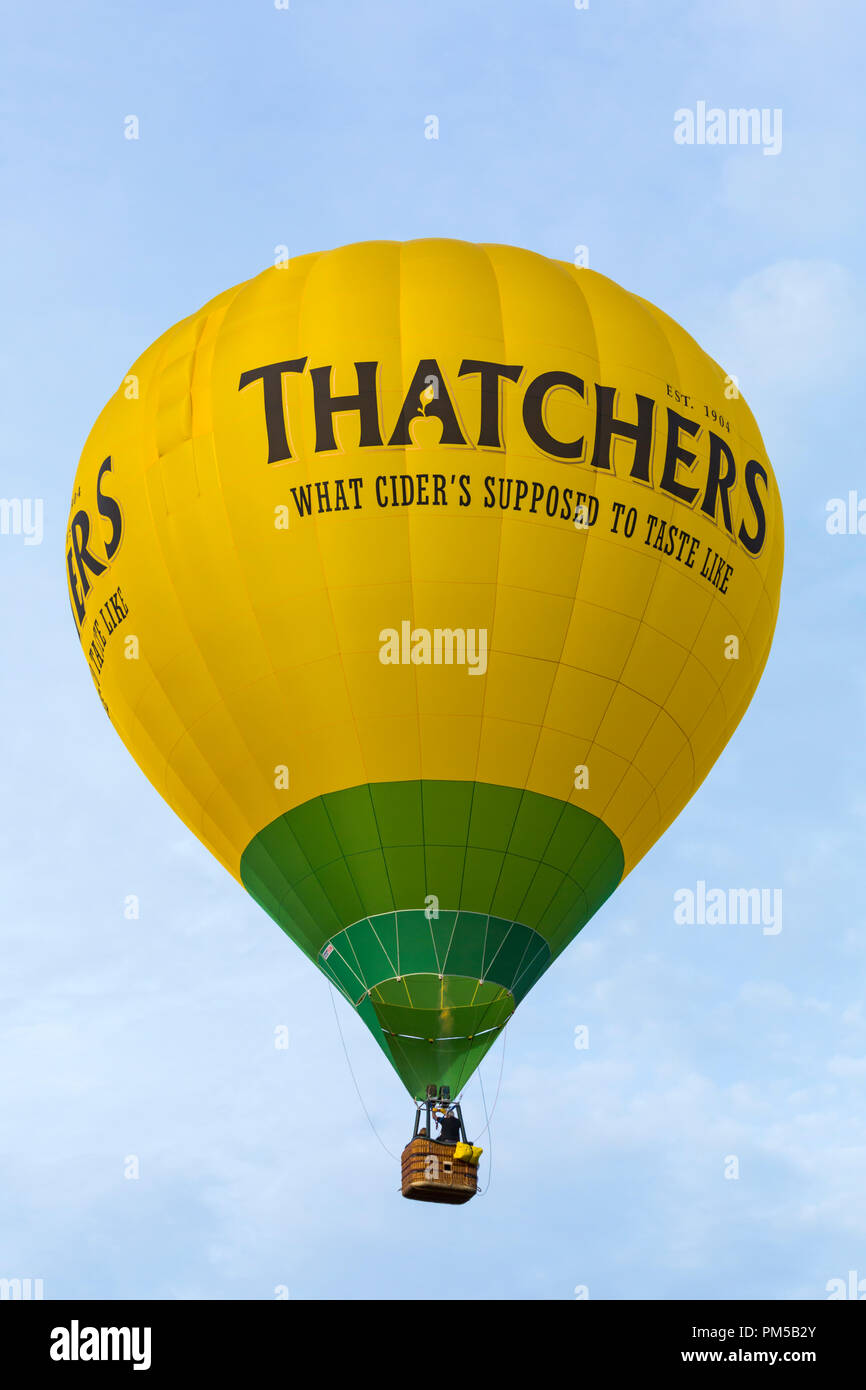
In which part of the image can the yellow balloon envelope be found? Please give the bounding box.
[66,239,783,1097]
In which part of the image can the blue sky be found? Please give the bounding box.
[2,0,865,1300]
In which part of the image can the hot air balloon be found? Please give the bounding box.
[67,239,783,1203]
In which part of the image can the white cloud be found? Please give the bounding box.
[738,980,795,1009]
[703,260,862,398]
[827,1055,866,1077]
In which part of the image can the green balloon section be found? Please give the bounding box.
[240,778,624,1096]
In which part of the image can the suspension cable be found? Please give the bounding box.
[473,1023,508,1194]
[327,983,400,1161]
[474,1023,508,1141]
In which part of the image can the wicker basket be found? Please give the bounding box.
[400,1137,478,1204]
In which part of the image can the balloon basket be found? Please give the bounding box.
[400,1137,478,1205]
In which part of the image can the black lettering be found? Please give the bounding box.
[70,510,106,599]
[659,410,700,505]
[458,360,523,447]
[311,362,383,452]
[388,360,466,447]
[589,386,655,480]
[701,432,737,535]
[67,548,85,625]
[238,358,307,463]
[96,458,123,560]
[290,483,314,516]
[522,371,585,460]
[738,459,768,555]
